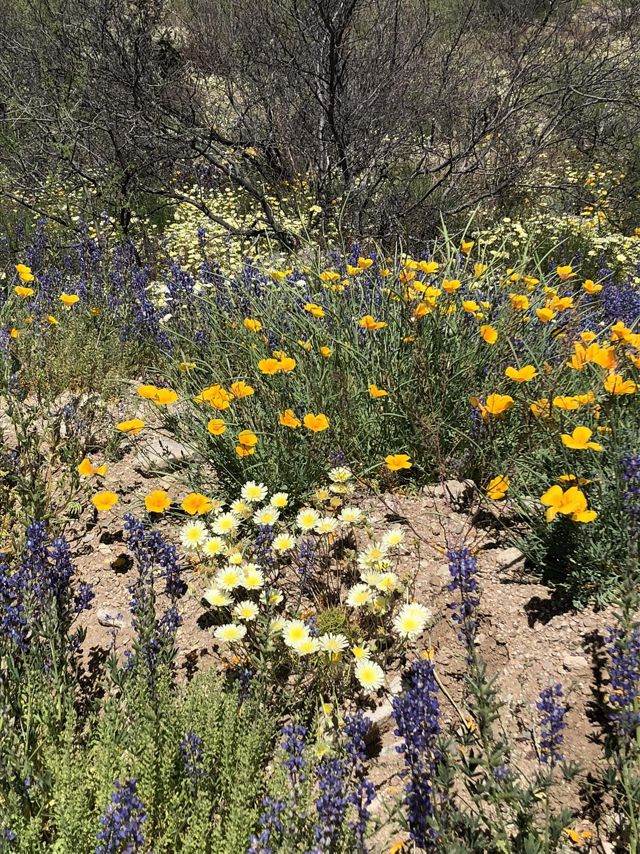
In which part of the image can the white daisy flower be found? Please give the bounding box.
[373,572,400,593]
[233,600,259,621]
[180,520,208,551]
[242,566,265,590]
[282,619,310,648]
[314,516,338,535]
[230,499,253,519]
[212,512,240,536]
[272,533,296,552]
[329,466,352,483]
[293,636,320,656]
[339,506,364,524]
[383,527,404,548]
[253,506,280,526]
[319,633,349,655]
[262,589,284,606]
[203,587,232,607]
[216,565,244,590]
[202,536,225,557]
[355,659,384,692]
[357,542,389,567]
[393,602,432,639]
[214,623,247,642]
[241,481,268,503]
[346,584,372,608]
[270,492,289,508]
[296,507,320,531]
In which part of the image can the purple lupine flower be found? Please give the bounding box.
[248,797,286,854]
[180,731,205,785]
[621,452,640,530]
[294,538,318,583]
[74,581,95,615]
[253,526,276,576]
[536,684,567,766]
[392,659,442,851]
[606,626,640,736]
[313,758,347,850]
[344,711,375,850]
[447,547,480,651]
[95,779,147,854]
[602,277,640,327]
[123,515,184,685]
[280,723,307,786]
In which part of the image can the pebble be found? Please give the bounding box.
[96,608,127,629]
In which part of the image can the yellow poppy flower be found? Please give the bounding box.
[145,490,171,513]
[479,325,498,345]
[509,294,529,310]
[486,475,509,500]
[556,264,576,281]
[304,303,325,318]
[460,239,474,255]
[243,318,262,333]
[116,418,145,435]
[536,307,556,323]
[279,409,301,428]
[303,413,330,432]
[553,396,580,411]
[368,384,388,398]
[230,380,255,399]
[14,285,34,298]
[238,429,258,448]
[481,393,514,417]
[358,314,387,331]
[153,388,178,405]
[197,384,232,409]
[474,263,488,277]
[540,485,596,523]
[207,418,226,435]
[258,357,281,375]
[319,346,332,358]
[418,260,439,274]
[442,279,461,293]
[530,398,550,417]
[77,458,108,477]
[385,453,412,471]
[92,491,119,512]
[582,279,602,294]
[560,426,604,451]
[319,270,340,283]
[357,257,373,269]
[181,493,213,515]
[60,293,80,306]
[505,365,538,383]
[604,373,636,395]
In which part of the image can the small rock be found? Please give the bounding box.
[366,676,403,739]
[494,546,526,571]
[562,654,589,672]
[424,479,475,511]
[134,434,195,473]
[96,608,127,629]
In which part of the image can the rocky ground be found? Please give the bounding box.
[62,425,626,850]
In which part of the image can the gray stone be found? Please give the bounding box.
[494,546,526,571]
[562,654,590,672]
[134,434,196,473]
[96,608,128,629]
[424,479,476,511]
